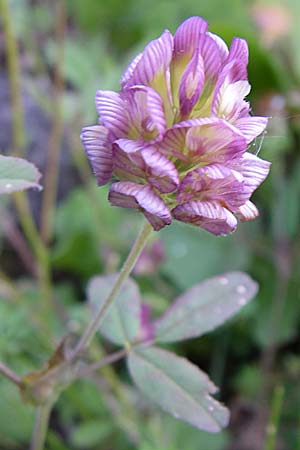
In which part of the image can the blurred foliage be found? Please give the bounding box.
[1,0,300,449]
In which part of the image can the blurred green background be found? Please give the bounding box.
[0,0,300,449]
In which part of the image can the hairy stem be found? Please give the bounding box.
[70,219,153,359]
[0,362,21,386]
[40,0,66,244]
[30,403,53,450]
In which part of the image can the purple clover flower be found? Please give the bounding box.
[81,17,270,235]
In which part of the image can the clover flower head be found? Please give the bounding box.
[81,16,270,235]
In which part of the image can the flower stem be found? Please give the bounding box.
[70,219,153,359]
[30,403,52,450]
[0,362,21,386]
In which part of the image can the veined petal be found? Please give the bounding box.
[121,30,173,89]
[199,33,222,81]
[185,120,247,163]
[80,125,113,185]
[206,32,229,63]
[116,138,144,153]
[172,200,237,235]
[235,116,268,143]
[141,147,179,193]
[236,200,259,222]
[131,85,166,137]
[179,48,205,117]
[216,80,251,119]
[95,91,128,138]
[232,153,271,195]
[177,164,246,209]
[173,17,208,56]
[212,59,248,117]
[108,182,172,231]
[113,145,145,181]
[226,38,249,67]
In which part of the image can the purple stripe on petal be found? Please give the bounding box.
[120,52,143,86]
[206,32,229,63]
[116,138,144,153]
[95,91,129,138]
[199,33,222,81]
[109,182,172,231]
[121,30,173,88]
[185,121,247,164]
[159,127,188,161]
[113,144,145,181]
[236,201,259,222]
[80,125,113,185]
[232,152,271,195]
[226,38,249,67]
[179,48,205,117]
[173,200,237,235]
[174,17,208,56]
[177,164,246,209]
[235,116,268,143]
[141,147,179,193]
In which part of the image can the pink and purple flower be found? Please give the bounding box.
[81,17,270,235]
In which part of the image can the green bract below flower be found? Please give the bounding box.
[81,16,270,235]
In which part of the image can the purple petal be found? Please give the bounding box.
[234,116,268,143]
[95,91,128,138]
[185,120,247,164]
[116,138,144,153]
[226,38,249,67]
[173,17,208,56]
[113,144,145,181]
[159,127,188,161]
[236,201,259,222]
[108,182,172,231]
[199,33,222,81]
[138,304,154,341]
[172,200,237,235]
[207,32,229,63]
[80,125,113,185]
[179,48,205,117]
[177,164,246,209]
[232,153,271,196]
[141,147,179,193]
[121,30,173,88]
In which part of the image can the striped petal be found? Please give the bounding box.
[177,164,246,209]
[236,200,259,222]
[172,200,237,235]
[121,30,173,89]
[207,32,229,63]
[141,147,179,193]
[232,153,271,196]
[234,116,268,144]
[185,121,247,163]
[226,38,249,67]
[179,47,205,117]
[173,17,208,56]
[95,91,128,138]
[80,125,113,185]
[108,182,172,231]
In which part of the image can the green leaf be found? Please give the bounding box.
[87,274,142,345]
[70,420,113,448]
[0,155,41,194]
[154,272,258,343]
[127,346,229,433]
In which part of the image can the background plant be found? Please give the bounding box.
[0,1,300,450]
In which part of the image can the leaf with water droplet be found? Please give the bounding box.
[154,272,258,343]
[0,155,42,195]
[127,346,229,432]
[87,274,145,345]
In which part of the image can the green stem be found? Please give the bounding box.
[0,0,25,155]
[264,385,285,450]
[70,219,153,359]
[30,403,53,450]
